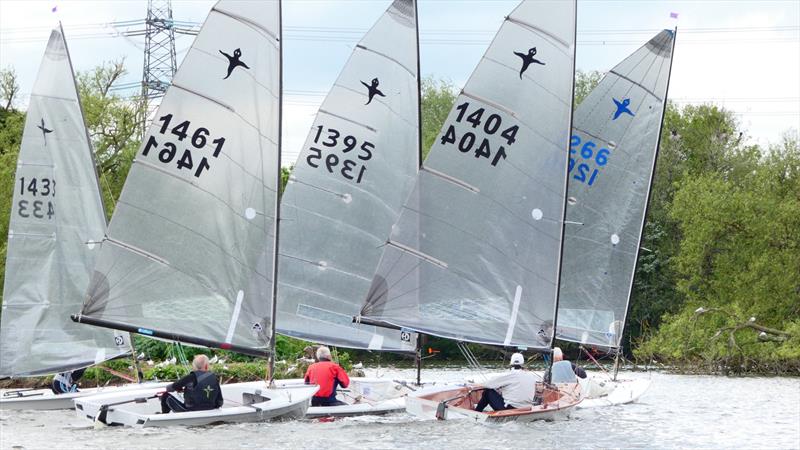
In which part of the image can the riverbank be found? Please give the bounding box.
[0,359,367,390]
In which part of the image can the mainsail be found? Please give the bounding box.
[557,29,676,348]
[359,0,577,349]
[277,0,419,352]
[1,26,129,377]
[74,1,281,356]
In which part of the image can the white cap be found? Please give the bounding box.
[509,353,525,366]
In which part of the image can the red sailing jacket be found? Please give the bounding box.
[304,361,350,398]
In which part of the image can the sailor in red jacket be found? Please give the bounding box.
[304,346,350,407]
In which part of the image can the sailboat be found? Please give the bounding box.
[274,0,421,417]
[70,1,317,427]
[0,25,163,411]
[356,0,582,421]
[557,28,677,407]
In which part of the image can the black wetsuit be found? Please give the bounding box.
[160,371,223,413]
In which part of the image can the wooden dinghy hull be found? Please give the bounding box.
[274,378,412,418]
[73,382,318,427]
[577,377,650,408]
[406,383,581,423]
[0,382,169,411]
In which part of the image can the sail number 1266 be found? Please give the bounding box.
[569,135,611,187]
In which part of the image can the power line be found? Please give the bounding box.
[2,22,797,44]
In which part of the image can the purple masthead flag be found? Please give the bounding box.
[670,12,679,19]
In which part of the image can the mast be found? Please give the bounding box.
[414,0,422,168]
[413,0,423,387]
[613,27,677,380]
[547,0,579,382]
[268,0,284,384]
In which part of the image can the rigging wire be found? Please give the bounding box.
[457,341,488,382]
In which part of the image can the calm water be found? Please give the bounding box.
[1,369,798,449]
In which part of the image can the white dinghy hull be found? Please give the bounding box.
[577,377,650,408]
[1,382,169,411]
[274,378,412,418]
[405,383,581,423]
[74,382,318,427]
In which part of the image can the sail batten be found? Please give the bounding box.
[557,29,676,349]
[360,0,577,350]
[276,0,420,352]
[0,26,130,377]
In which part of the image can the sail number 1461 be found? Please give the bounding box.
[141,114,226,178]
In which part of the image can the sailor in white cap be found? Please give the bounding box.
[474,352,537,412]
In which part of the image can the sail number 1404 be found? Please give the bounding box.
[439,101,519,167]
[141,114,226,178]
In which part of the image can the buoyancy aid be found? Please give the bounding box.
[184,371,222,410]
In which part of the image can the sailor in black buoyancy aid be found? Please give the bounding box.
[51,368,86,394]
[160,354,223,413]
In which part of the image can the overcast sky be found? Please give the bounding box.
[1,0,798,164]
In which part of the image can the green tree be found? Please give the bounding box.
[0,67,20,111]
[420,76,457,160]
[573,70,602,107]
[637,134,800,372]
[76,60,144,217]
[625,104,756,352]
[0,67,25,305]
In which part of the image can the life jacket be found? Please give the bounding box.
[184,371,222,410]
[305,361,350,399]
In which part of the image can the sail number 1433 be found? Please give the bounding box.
[16,176,55,220]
